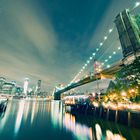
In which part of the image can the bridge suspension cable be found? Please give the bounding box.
[69,26,114,84]
[84,45,122,77]
[68,2,140,86]
[82,35,122,76]
[81,2,140,77]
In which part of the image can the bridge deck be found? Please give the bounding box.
[54,61,123,99]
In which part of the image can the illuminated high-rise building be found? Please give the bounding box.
[23,78,29,95]
[115,9,140,62]
[37,80,41,93]
[0,77,6,90]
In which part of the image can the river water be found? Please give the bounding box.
[0,100,140,140]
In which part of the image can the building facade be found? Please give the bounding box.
[115,9,140,63]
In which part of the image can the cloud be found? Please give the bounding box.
[0,0,59,91]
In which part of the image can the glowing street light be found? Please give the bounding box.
[96,48,99,51]
[109,56,112,59]
[82,66,85,69]
[90,56,93,60]
[92,53,96,56]
[92,92,96,97]
[135,2,140,8]
[131,89,135,93]
[104,36,107,40]
[109,28,113,33]
[118,46,121,50]
[121,91,127,96]
[100,42,103,46]
[113,51,116,54]
[107,65,110,68]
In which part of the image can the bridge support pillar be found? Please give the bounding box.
[54,93,61,100]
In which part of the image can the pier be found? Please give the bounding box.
[65,101,140,128]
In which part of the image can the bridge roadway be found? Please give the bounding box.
[54,61,123,100]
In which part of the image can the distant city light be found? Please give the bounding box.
[92,53,96,56]
[109,56,112,59]
[87,60,90,64]
[105,59,108,62]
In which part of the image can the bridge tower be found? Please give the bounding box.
[115,9,140,64]
[53,87,61,100]
[53,84,64,100]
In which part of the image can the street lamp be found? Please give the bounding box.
[92,92,96,97]
[135,2,140,8]
[131,89,135,93]
[109,28,113,33]
[100,42,103,46]
[97,92,101,102]
[121,91,127,96]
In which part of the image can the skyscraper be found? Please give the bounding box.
[36,80,41,94]
[0,77,6,90]
[115,9,140,60]
[23,78,29,95]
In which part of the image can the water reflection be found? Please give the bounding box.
[0,111,6,119]
[31,101,36,124]
[50,101,92,139]
[23,100,30,122]
[14,100,25,135]
[106,130,126,140]
[95,124,102,140]
[64,113,93,140]
[95,123,127,140]
[0,101,12,133]
[51,101,63,128]
[0,100,139,140]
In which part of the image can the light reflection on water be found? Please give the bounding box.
[0,100,139,140]
[63,113,93,140]
[14,100,25,136]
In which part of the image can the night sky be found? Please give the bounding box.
[0,0,139,92]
